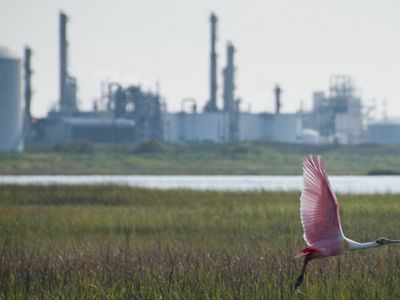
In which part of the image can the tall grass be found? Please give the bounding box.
[0,185,400,299]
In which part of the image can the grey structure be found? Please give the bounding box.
[23,46,34,142]
[28,11,163,144]
[11,10,380,147]
[0,47,23,152]
[108,84,163,142]
[204,13,218,112]
[274,84,281,114]
[222,42,239,142]
[59,12,77,114]
[366,120,400,144]
[163,111,301,143]
[23,10,303,146]
[302,76,362,144]
[24,47,32,122]
[223,42,235,112]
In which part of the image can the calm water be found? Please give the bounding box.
[0,175,399,194]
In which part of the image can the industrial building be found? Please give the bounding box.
[302,76,363,144]
[4,10,396,151]
[17,11,300,147]
[163,111,300,143]
[24,12,163,145]
[162,13,300,144]
[365,120,400,144]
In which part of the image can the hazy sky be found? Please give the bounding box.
[1,0,400,118]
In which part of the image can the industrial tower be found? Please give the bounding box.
[59,12,77,114]
[223,42,239,142]
[223,42,235,112]
[274,84,282,114]
[24,47,32,122]
[204,13,218,112]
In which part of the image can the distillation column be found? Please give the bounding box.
[204,13,218,112]
[59,12,77,114]
[222,42,239,142]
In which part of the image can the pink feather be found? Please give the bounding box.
[299,155,345,258]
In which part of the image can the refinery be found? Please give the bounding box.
[0,11,394,152]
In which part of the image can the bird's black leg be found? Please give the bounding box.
[294,256,311,290]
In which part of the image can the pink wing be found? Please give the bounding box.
[300,155,344,246]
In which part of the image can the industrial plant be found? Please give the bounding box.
[0,11,395,152]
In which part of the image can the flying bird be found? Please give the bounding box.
[294,155,400,289]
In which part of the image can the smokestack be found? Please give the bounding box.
[59,11,77,114]
[24,46,32,121]
[223,42,239,142]
[60,12,68,112]
[274,84,282,114]
[223,42,235,112]
[204,12,218,112]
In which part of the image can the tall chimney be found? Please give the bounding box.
[59,12,77,113]
[204,12,218,112]
[24,46,32,121]
[60,12,68,112]
[274,84,282,114]
[223,42,235,112]
[223,42,239,142]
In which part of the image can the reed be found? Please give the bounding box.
[0,185,399,299]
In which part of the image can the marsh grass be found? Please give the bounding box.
[5,142,400,175]
[1,185,400,299]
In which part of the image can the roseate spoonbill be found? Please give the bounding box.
[294,155,400,289]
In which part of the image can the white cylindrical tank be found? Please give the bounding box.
[0,46,23,152]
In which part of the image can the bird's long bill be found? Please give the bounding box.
[387,239,400,244]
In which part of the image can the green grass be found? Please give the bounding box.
[3,141,400,175]
[1,185,400,299]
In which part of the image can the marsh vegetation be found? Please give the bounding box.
[3,141,400,175]
[1,185,400,299]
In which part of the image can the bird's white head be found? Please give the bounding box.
[375,237,400,247]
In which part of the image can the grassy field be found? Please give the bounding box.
[1,185,400,299]
[2,141,400,175]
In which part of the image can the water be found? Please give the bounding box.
[0,175,398,194]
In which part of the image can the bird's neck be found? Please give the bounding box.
[345,238,378,251]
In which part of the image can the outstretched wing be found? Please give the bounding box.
[300,155,344,246]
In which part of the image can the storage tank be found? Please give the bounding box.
[0,46,23,152]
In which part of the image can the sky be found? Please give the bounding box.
[1,0,400,118]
